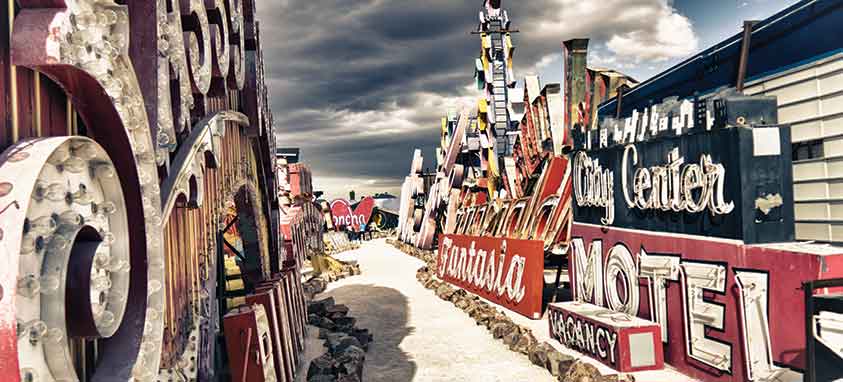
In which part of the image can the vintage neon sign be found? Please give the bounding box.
[437,234,544,318]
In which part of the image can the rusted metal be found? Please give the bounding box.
[736,20,759,93]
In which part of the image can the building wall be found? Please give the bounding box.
[744,53,843,243]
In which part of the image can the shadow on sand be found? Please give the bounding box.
[321,284,417,382]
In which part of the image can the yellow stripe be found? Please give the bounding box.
[66,98,73,135]
[34,72,42,136]
[9,0,18,142]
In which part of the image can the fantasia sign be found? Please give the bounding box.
[437,234,544,319]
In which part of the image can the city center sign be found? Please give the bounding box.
[566,93,843,381]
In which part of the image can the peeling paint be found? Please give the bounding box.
[755,193,783,215]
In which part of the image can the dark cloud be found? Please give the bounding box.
[255,0,700,199]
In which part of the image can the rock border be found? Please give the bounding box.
[386,238,635,382]
[302,262,362,301]
[305,296,373,382]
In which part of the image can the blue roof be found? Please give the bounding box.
[599,0,843,118]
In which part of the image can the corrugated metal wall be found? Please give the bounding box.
[745,53,843,243]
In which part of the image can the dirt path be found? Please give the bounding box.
[297,239,554,382]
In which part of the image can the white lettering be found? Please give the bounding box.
[680,261,731,371]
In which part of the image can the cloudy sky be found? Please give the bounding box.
[256,0,797,200]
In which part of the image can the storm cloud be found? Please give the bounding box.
[255,0,701,199]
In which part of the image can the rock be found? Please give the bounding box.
[325,332,347,348]
[333,316,357,332]
[307,353,336,380]
[318,327,332,339]
[308,314,322,326]
[561,361,602,382]
[599,375,635,382]
[308,375,337,382]
[502,330,521,348]
[545,349,577,377]
[528,342,552,368]
[455,298,470,310]
[490,322,511,339]
[316,316,337,330]
[449,289,467,302]
[331,335,363,355]
[435,284,455,300]
[336,345,366,380]
[514,331,537,355]
[326,304,350,319]
[308,297,336,316]
[336,374,360,382]
[349,328,373,351]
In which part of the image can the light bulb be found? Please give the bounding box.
[61,156,87,174]
[17,275,40,298]
[19,367,37,382]
[96,201,118,219]
[29,215,57,235]
[148,279,162,295]
[94,251,111,269]
[58,210,83,226]
[47,146,71,166]
[24,320,48,344]
[71,184,94,205]
[91,274,112,291]
[94,163,116,179]
[146,308,161,321]
[98,310,115,327]
[99,230,116,246]
[20,234,38,255]
[71,142,98,160]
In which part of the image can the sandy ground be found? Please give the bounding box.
[296,239,554,382]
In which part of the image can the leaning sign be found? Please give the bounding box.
[437,234,545,319]
[565,92,843,381]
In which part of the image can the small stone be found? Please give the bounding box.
[307,353,336,380]
[317,316,337,330]
[318,327,331,339]
[449,289,467,302]
[561,361,602,382]
[514,332,537,355]
[331,335,363,355]
[435,284,455,300]
[336,374,361,382]
[308,314,322,326]
[599,374,636,382]
[336,345,366,380]
[325,332,346,347]
[502,330,521,348]
[326,304,350,318]
[308,375,337,382]
[490,322,511,339]
[545,349,576,377]
[455,298,470,310]
[333,316,357,332]
[349,328,372,351]
[308,297,336,316]
[528,342,552,368]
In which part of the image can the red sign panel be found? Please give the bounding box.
[330,197,375,231]
[569,222,843,381]
[548,301,663,372]
[437,234,544,319]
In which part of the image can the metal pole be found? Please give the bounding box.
[736,20,759,93]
